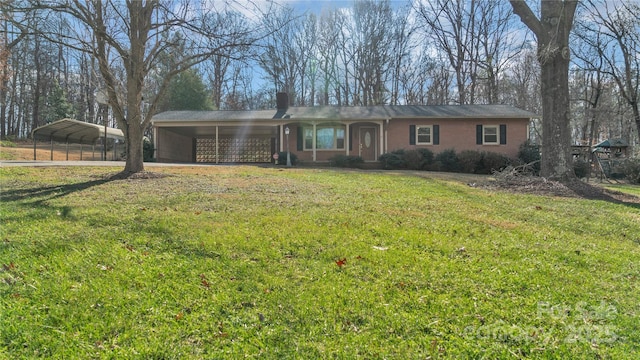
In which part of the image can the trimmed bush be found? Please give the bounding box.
[416,148,434,169]
[379,149,406,169]
[403,149,425,170]
[433,149,460,172]
[458,150,483,173]
[330,155,364,168]
[480,152,511,174]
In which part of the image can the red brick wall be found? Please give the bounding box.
[386,118,529,159]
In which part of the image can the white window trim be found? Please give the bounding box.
[416,125,433,145]
[483,125,499,145]
[303,125,346,151]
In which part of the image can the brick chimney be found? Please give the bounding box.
[276,92,289,110]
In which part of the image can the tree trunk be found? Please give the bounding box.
[539,49,573,179]
[123,120,144,174]
[510,1,578,180]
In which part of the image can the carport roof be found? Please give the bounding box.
[32,118,125,145]
[152,104,539,123]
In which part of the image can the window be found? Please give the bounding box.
[303,125,346,150]
[477,124,506,145]
[410,124,439,145]
[416,125,432,145]
[483,125,499,144]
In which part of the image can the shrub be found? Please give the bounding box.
[416,148,434,168]
[517,141,541,175]
[573,159,590,179]
[143,139,155,162]
[481,152,511,174]
[620,158,640,183]
[329,155,364,168]
[379,149,406,169]
[276,151,298,166]
[403,149,425,170]
[457,150,483,173]
[433,149,460,172]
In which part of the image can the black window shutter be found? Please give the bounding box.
[500,124,507,145]
[433,125,440,145]
[409,125,416,145]
[476,125,483,144]
[297,126,303,151]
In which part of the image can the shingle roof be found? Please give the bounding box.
[152,105,539,123]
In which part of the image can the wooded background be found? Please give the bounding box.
[1,0,638,154]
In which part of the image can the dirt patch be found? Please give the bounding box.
[481,173,640,204]
[100,171,170,180]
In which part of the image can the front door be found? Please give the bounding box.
[359,127,376,161]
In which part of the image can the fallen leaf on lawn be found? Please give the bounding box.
[97,264,113,271]
[335,258,347,267]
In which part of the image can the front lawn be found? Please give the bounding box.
[1,166,638,358]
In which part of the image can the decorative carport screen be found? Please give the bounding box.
[31,118,125,160]
[195,127,275,163]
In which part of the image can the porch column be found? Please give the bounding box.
[385,119,389,155]
[280,124,285,152]
[345,122,350,156]
[312,122,317,162]
[379,121,384,156]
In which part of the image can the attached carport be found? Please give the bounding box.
[31,118,125,161]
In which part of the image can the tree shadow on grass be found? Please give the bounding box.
[2,171,168,207]
[1,178,113,207]
[564,180,640,209]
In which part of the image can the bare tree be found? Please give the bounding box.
[5,0,264,175]
[1,12,27,139]
[581,0,640,147]
[510,0,579,180]
[414,0,481,104]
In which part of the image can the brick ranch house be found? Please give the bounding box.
[151,97,537,164]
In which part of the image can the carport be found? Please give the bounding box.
[31,118,125,161]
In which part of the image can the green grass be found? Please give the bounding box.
[605,183,640,197]
[0,140,17,160]
[1,166,639,359]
